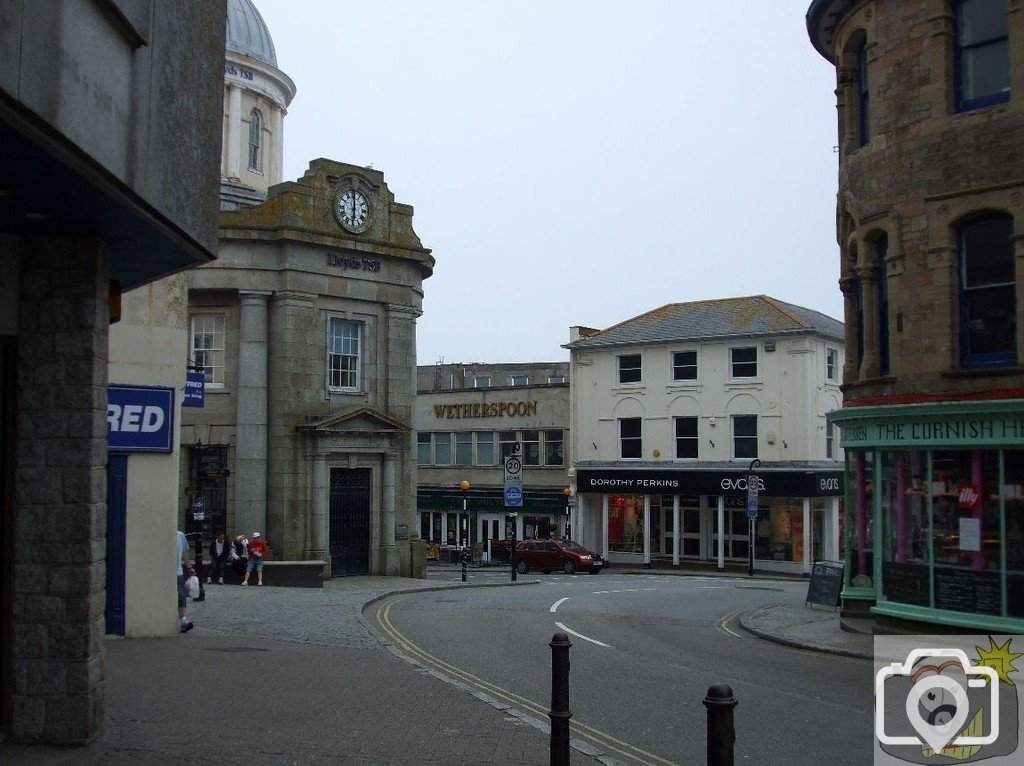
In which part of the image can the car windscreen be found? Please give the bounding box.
[561,540,587,552]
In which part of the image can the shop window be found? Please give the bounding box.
[618,354,641,384]
[544,430,563,466]
[499,431,519,459]
[455,432,472,465]
[434,432,452,466]
[730,347,757,379]
[247,108,263,171]
[955,0,1009,112]
[417,432,431,465]
[1005,450,1024,617]
[608,495,644,553]
[190,313,225,387]
[672,350,697,381]
[522,430,540,465]
[754,502,802,563]
[848,451,874,587]
[879,451,930,607]
[826,348,838,382]
[732,415,757,459]
[959,213,1016,368]
[674,417,698,459]
[857,39,870,146]
[619,418,642,459]
[476,432,495,465]
[420,512,431,540]
[328,318,360,390]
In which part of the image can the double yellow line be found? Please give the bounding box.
[714,610,746,639]
[372,596,678,766]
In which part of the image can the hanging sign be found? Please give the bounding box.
[183,370,205,408]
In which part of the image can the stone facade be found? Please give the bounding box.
[182,161,433,575]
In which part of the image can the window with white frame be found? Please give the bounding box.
[732,415,758,459]
[417,433,431,465]
[522,430,540,465]
[674,417,698,459]
[544,430,563,466]
[826,422,836,459]
[328,318,360,390]
[510,375,529,386]
[247,108,263,172]
[191,313,225,387]
[548,375,566,384]
[826,348,839,382]
[730,347,757,379]
[434,432,452,465]
[619,418,642,459]
[474,376,491,388]
[499,431,519,459]
[455,432,473,465]
[618,354,641,384]
[672,350,697,381]
[476,432,495,465]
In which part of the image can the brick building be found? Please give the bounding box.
[809,0,1024,632]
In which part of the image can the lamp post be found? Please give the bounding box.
[562,486,572,540]
[459,481,470,581]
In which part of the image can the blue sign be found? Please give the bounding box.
[183,371,205,408]
[107,385,175,453]
[504,484,523,507]
[747,498,759,519]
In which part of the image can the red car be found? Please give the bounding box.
[514,539,603,574]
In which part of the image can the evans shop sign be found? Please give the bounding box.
[575,467,844,497]
[107,385,174,453]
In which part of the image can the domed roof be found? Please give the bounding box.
[226,0,277,67]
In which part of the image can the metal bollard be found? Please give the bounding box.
[461,551,468,582]
[549,632,572,766]
[703,683,737,766]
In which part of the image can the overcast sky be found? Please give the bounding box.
[258,1,840,365]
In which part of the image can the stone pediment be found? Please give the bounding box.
[298,406,410,435]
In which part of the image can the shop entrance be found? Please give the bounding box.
[329,468,370,576]
[711,507,750,560]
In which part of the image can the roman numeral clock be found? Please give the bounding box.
[335,186,370,233]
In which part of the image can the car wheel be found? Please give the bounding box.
[562,559,576,575]
[516,560,529,574]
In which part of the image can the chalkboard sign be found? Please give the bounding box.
[882,562,930,607]
[935,567,1000,616]
[806,560,845,609]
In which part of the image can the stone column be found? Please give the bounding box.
[856,262,879,380]
[226,83,242,179]
[234,291,269,538]
[717,496,725,570]
[14,237,108,744]
[308,452,328,567]
[672,495,680,568]
[802,498,812,576]
[381,452,399,575]
[601,495,610,560]
[642,495,651,567]
[839,276,859,383]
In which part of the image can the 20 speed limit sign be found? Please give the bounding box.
[504,455,523,484]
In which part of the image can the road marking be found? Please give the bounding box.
[371,597,672,766]
[695,586,729,589]
[714,610,746,639]
[550,597,569,613]
[554,621,612,648]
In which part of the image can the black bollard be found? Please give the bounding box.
[703,683,737,766]
[192,533,206,602]
[461,550,468,582]
[549,632,572,766]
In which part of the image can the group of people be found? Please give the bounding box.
[205,530,269,586]
[176,528,271,635]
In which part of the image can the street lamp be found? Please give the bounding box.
[459,480,470,550]
[562,486,572,540]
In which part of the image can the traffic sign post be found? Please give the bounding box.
[746,465,760,578]
[504,449,523,581]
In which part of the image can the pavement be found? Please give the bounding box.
[1,564,872,764]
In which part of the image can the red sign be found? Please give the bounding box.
[957,484,980,510]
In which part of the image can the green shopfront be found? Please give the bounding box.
[830,401,1024,632]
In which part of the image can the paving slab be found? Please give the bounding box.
[739,602,874,659]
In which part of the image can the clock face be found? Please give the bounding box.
[336,189,369,232]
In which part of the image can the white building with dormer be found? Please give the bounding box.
[566,295,844,574]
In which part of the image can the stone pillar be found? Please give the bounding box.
[672,495,680,568]
[226,83,242,179]
[839,276,859,383]
[856,262,879,380]
[13,237,108,744]
[828,497,841,561]
[308,452,328,567]
[642,495,651,567]
[381,452,399,575]
[802,498,812,576]
[601,495,610,560]
[234,291,269,539]
[717,497,725,570]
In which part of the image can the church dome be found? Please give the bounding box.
[226,0,277,67]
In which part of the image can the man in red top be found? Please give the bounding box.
[242,531,269,586]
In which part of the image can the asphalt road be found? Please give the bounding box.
[368,571,874,765]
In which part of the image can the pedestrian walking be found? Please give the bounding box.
[242,531,268,586]
[177,529,195,633]
[207,530,231,584]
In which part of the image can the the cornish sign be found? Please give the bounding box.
[831,403,1024,448]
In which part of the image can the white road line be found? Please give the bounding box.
[550,597,569,613]
[555,621,612,648]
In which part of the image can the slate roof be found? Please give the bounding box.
[565,295,844,349]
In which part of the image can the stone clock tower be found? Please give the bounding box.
[180,1,434,577]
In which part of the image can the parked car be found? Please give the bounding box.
[514,539,603,574]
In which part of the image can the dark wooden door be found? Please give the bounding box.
[329,468,371,576]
